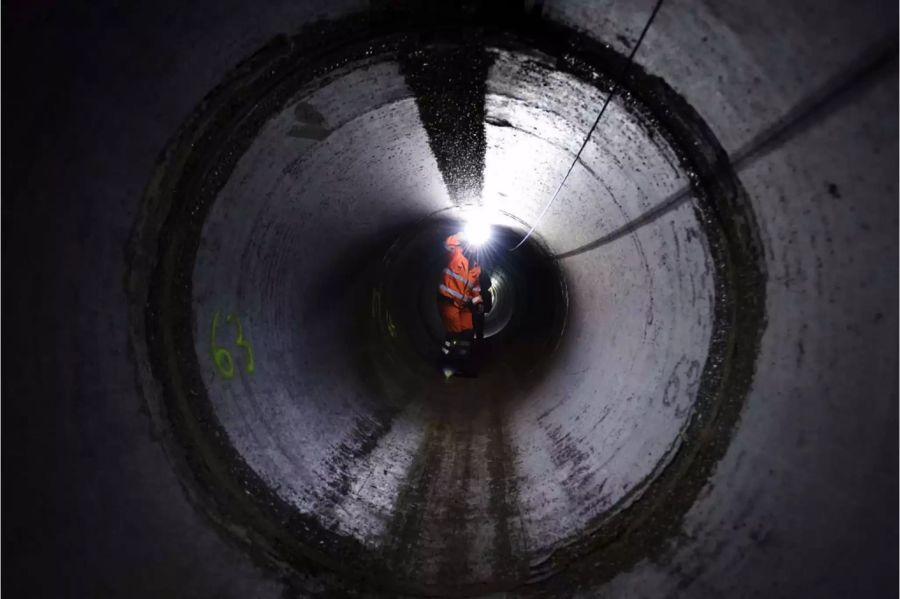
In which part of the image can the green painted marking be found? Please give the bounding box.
[387,312,398,338]
[210,311,235,379]
[372,288,399,338]
[227,313,256,374]
[210,311,255,378]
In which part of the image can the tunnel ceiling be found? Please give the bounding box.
[125,7,769,596]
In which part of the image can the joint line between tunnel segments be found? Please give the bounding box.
[552,34,899,260]
[510,0,666,251]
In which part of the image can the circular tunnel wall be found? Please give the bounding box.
[134,10,763,597]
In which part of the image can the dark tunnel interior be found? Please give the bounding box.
[3,1,897,598]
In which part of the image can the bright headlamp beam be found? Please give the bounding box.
[462,211,493,247]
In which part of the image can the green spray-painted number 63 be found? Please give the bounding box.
[210,311,256,379]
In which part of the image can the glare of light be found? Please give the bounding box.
[462,209,493,247]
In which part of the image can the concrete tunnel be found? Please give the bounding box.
[3,0,897,597]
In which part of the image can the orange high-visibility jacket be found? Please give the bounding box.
[438,234,483,308]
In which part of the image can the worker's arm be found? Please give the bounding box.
[466,265,483,307]
[467,285,483,309]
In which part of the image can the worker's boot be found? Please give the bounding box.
[453,331,478,378]
[441,337,455,380]
[440,333,477,379]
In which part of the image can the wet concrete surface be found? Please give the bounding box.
[3,0,897,597]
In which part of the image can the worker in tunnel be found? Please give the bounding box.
[437,231,483,378]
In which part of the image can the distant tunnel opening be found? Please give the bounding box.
[129,9,765,597]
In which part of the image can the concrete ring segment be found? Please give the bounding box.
[127,12,765,598]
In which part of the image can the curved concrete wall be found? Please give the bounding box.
[192,59,448,549]
[4,1,896,597]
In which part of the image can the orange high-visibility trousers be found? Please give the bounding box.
[439,301,473,333]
